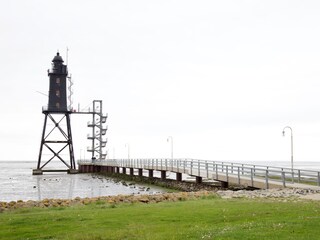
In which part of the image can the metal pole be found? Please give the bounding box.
[167,136,173,160]
[37,113,48,169]
[66,113,75,169]
[125,143,130,160]
[99,100,103,160]
[282,126,294,183]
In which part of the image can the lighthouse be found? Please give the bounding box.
[48,52,68,112]
[33,52,76,175]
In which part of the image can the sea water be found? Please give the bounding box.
[0,161,167,202]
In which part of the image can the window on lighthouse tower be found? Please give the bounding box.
[56,90,60,98]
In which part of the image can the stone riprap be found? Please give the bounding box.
[1,188,320,212]
[217,188,320,200]
[0,191,216,211]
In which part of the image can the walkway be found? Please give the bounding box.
[78,158,320,190]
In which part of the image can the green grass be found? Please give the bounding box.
[1,197,320,239]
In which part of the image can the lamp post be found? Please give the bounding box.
[167,136,173,160]
[282,126,294,183]
[125,143,130,159]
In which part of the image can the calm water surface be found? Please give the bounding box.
[0,161,167,202]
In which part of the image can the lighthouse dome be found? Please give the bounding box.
[52,52,64,62]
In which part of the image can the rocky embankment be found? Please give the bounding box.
[1,188,320,212]
[217,188,320,200]
[0,191,216,211]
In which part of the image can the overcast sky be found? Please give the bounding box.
[1,1,320,165]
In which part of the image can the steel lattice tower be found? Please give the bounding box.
[33,53,77,175]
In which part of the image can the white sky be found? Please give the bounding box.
[1,0,320,164]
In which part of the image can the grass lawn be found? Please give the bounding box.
[0,196,320,240]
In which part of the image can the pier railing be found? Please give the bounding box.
[78,158,320,188]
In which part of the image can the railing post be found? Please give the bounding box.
[291,169,294,184]
[265,170,269,189]
[226,165,228,181]
[206,161,208,178]
[237,167,240,184]
[191,160,193,175]
[318,172,320,187]
[231,163,234,174]
[250,168,253,186]
[298,170,301,183]
[215,163,218,179]
[281,171,286,187]
[171,158,173,171]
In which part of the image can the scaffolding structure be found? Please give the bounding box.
[86,100,108,160]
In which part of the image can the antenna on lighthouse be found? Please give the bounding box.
[66,47,69,66]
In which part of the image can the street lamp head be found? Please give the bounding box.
[282,130,285,136]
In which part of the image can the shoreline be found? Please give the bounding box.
[1,173,320,211]
[1,187,320,212]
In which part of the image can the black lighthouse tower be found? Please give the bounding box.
[48,52,68,112]
[33,52,76,175]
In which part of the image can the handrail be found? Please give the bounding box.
[77,158,320,188]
